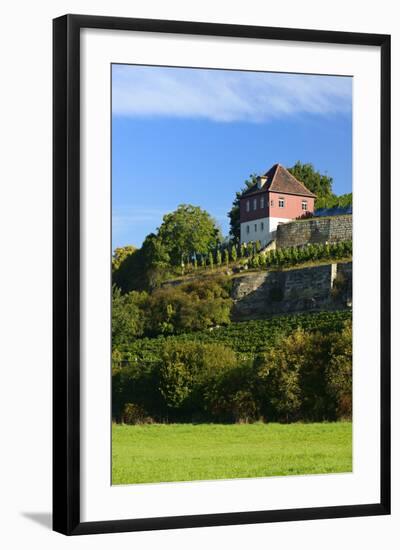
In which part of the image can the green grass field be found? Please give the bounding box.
[112,422,352,485]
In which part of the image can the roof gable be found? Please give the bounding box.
[241,163,316,198]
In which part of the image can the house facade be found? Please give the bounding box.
[239,163,316,247]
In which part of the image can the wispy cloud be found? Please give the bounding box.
[112,207,166,232]
[112,65,352,123]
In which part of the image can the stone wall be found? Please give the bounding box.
[276,215,352,249]
[232,262,352,320]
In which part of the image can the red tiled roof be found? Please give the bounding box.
[242,164,316,198]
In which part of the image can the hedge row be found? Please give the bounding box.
[113,321,352,424]
[248,240,352,269]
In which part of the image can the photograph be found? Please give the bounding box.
[111,63,353,486]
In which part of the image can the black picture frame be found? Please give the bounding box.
[53,14,391,536]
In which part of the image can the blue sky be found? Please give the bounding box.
[112,64,352,250]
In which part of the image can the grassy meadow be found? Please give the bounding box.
[112,422,352,485]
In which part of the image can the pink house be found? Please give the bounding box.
[239,163,316,246]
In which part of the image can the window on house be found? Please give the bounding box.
[246,200,250,212]
[279,197,285,208]
[253,198,257,210]
[246,225,250,234]
[302,200,308,210]
[254,224,257,232]
[271,200,274,207]
[261,222,264,231]
[260,196,265,209]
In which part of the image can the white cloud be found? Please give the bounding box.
[112,207,166,233]
[112,65,352,123]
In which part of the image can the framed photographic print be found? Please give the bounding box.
[53,14,391,535]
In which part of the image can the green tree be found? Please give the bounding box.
[326,321,352,419]
[112,234,170,293]
[287,161,333,205]
[288,161,352,209]
[158,204,221,266]
[112,285,148,346]
[227,174,258,243]
[158,341,237,415]
[112,245,136,272]
[208,251,214,269]
[216,249,222,267]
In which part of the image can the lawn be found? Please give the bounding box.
[112,422,352,485]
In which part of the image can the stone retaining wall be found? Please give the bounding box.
[276,215,352,249]
[232,262,352,320]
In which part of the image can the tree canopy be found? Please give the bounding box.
[287,161,333,201]
[287,161,352,209]
[158,204,221,265]
[113,204,222,292]
[112,245,136,272]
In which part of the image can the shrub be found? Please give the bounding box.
[259,253,266,267]
[326,321,352,419]
[158,341,238,418]
[112,285,148,346]
[252,255,260,268]
[216,249,222,267]
[231,245,237,262]
[122,403,153,424]
[255,323,353,422]
[203,360,260,423]
[146,276,232,335]
[223,248,229,266]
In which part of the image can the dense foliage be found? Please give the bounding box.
[112,319,352,424]
[158,204,222,265]
[115,310,351,363]
[113,204,221,292]
[248,241,352,269]
[287,161,352,209]
[112,276,232,344]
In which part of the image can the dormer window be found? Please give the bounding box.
[246,200,250,212]
[253,198,257,210]
[278,197,285,208]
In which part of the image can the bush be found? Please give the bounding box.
[113,313,352,423]
[146,276,232,335]
[203,360,260,423]
[122,403,153,424]
[256,323,352,422]
[326,321,352,419]
[158,341,238,419]
[223,248,229,266]
[112,285,148,346]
